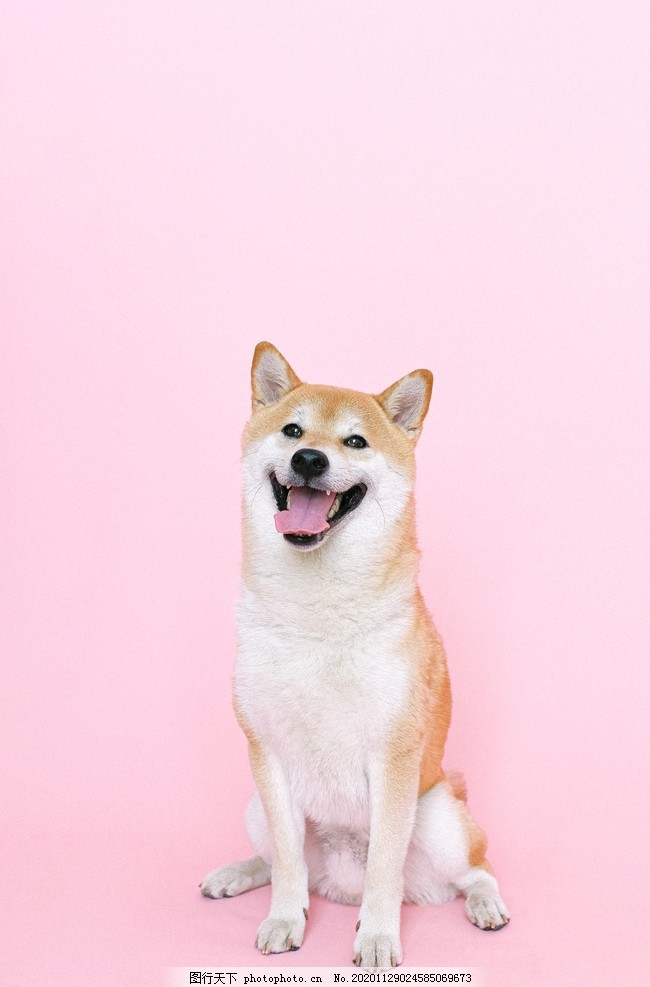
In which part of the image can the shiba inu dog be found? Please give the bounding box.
[201,342,509,968]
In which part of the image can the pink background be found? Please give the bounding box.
[2,3,649,985]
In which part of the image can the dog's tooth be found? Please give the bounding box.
[327,494,342,520]
[326,490,331,496]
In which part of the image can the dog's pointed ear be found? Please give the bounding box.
[251,342,302,410]
[376,369,433,440]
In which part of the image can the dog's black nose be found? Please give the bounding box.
[291,448,329,481]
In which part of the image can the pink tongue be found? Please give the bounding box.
[274,487,337,535]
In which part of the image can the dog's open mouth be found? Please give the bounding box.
[270,473,367,547]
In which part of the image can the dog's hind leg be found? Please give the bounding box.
[456,864,510,931]
[403,778,510,930]
[452,795,509,931]
[200,791,273,898]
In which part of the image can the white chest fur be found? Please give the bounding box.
[235,557,415,830]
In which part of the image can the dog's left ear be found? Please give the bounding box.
[376,369,433,441]
[251,342,302,410]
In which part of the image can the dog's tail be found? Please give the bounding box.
[445,770,468,803]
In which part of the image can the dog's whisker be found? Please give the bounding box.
[233,449,260,465]
[248,482,264,510]
[373,497,387,531]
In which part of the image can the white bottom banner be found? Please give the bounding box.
[168,968,481,987]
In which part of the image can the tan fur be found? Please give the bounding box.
[232,693,255,744]
[445,770,469,804]
[462,804,490,870]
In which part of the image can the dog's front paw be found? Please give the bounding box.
[353,926,402,969]
[256,913,307,954]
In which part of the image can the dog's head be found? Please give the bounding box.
[242,342,433,553]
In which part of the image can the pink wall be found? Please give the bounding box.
[2,3,648,984]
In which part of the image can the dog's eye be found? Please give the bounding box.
[344,435,368,449]
[282,423,303,439]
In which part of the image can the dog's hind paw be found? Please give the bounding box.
[200,856,271,899]
[255,913,306,954]
[465,889,510,931]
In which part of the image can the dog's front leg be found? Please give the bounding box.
[249,741,309,954]
[354,751,420,968]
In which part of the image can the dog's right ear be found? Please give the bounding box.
[251,342,302,410]
[376,369,433,441]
